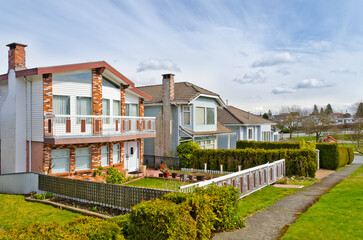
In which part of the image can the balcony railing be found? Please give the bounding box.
[48,115,156,138]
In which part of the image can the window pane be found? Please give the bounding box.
[196,107,205,125]
[54,96,70,115]
[126,104,139,116]
[52,149,69,158]
[77,97,92,115]
[183,112,190,125]
[113,100,121,116]
[113,144,120,163]
[207,108,215,125]
[52,157,69,173]
[75,156,91,170]
[101,146,109,166]
[103,99,110,116]
[76,148,90,156]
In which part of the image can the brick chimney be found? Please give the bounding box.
[162,73,175,101]
[6,42,27,71]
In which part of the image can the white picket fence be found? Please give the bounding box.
[179,159,285,198]
[180,168,235,175]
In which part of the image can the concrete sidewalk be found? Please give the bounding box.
[213,162,363,240]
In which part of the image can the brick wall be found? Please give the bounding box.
[92,68,103,135]
[169,74,175,101]
[43,73,53,137]
[139,139,144,165]
[8,44,26,70]
[121,85,126,116]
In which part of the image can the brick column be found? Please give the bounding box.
[92,68,103,135]
[139,97,144,117]
[121,85,126,116]
[43,74,53,137]
[120,142,125,170]
[139,139,144,165]
[91,144,101,170]
[69,148,76,172]
[43,145,52,174]
[109,143,113,165]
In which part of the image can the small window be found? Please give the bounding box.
[101,146,109,166]
[248,128,253,140]
[130,147,134,155]
[113,144,120,163]
[207,108,215,125]
[75,148,91,171]
[183,106,191,125]
[196,107,205,125]
[52,149,70,173]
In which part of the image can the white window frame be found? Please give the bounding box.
[51,149,70,173]
[113,144,120,164]
[248,128,253,140]
[101,145,109,166]
[206,107,215,125]
[183,106,191,126]
[75,148,91,171]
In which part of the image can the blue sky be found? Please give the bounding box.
[1,0,362,113]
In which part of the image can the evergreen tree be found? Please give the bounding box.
[262,113,269,120]
[356,102,363,118]
[268,109,273,119]
[312,104,319,115]
[325,104,333,115]
[320,107,325,114]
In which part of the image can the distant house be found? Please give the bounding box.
[136,74,235,157]
[0,43,155,175]
[218,106,279,147]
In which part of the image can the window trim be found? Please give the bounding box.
[247,128,254,140]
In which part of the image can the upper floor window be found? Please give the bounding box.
[53,95,70,115]
[126,103,139,116]
[183,106,191,125]
[113,100,121,116]
[196,107,215,125]
[77,97,92,115]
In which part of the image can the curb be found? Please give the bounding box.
[24,197,111,219]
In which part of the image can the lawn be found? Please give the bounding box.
[236,178,315,220]
[0,194,80,230]
[124,177,190,191]
[282,165,363,240]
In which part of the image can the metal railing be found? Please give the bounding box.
[179,159,285,198]
[50,115,156,137]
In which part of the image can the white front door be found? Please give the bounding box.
[125,141,139,172]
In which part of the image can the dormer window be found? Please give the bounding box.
[196,107,215,125]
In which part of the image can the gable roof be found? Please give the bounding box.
[136,81,223,105]
[218,105,275,125]
[0,61,151,100]
[180,122,234,137]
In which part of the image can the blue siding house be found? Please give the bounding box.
[136,74,235,157]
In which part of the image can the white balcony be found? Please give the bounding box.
[49,115,156,138]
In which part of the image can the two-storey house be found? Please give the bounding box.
[136,74,234,157]
[0,43,155,175]
[218,106,279,147]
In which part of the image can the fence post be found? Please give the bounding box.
[220,165,223,174]
[204,163,207,173]
[238,165,241,172]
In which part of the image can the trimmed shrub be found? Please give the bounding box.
[0,216,124,240]
[190,148,317,177]
[347,148,355,164]
[105,167,126,184]
[107,213,131,236]
[176,141,200,168]
[236,140,350,170]
[128,199,197,240]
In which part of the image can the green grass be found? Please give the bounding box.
[0,194,80,230]
[282,165,363,240]
[124,177,190,191]
[236,179,315,220]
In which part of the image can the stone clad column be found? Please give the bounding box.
[92,68,103,135]
[43,73,53,137]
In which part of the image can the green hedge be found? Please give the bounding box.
[236,140,353,170]
[190,148,317,177]
[0,217,124,239]
[347,148,355,164]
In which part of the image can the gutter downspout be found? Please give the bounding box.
[23,77,32,172]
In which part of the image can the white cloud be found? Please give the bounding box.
[136,59,181,72]
[305,40,332,52]
[331,69,357,75]
[251,52,295,68]
[233,70,266,84]
[271,86,296,95]
[296,79,335,89]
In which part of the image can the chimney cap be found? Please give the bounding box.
[162,73,175,78]
[6,42,28,49]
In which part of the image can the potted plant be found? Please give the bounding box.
[172,172,177,178]
[163,171,170,178]
[197,175,204,181]
[188,175,194,181]
[158,173,164,178]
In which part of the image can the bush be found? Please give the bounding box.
[236,140,351,170]
[0,216,124,240]
[347,148,355,164]
[190,148,317,177]
[176,141,200,168]
[108,214,131,236]
[128,199,197,240]
[105,167,126,184]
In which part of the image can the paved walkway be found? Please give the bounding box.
[213,161,363,240]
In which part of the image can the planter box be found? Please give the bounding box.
[196,175,204,181]
[163,172,170,178]
[180,174,188,180]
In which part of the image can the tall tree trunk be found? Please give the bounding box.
[289,131,293,139]
[316,132,320,142]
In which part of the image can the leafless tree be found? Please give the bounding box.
[277,105,304,139]
[303,112,332,142]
